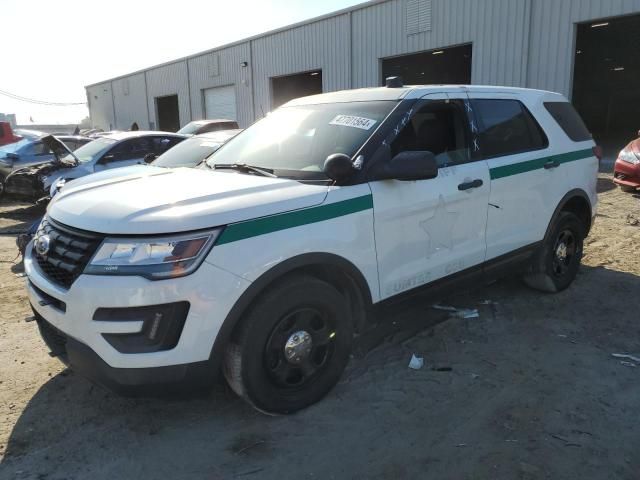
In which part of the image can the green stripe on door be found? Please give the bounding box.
[216,194,374,245]
[489,148,593,180]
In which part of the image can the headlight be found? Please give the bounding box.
[619,150,640,164]
[85,229,220,279]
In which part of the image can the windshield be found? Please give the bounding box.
[177,122,202,135]
[0,138,31,155]
[206,101,396,176]
[152,136,223,168]
[60,137,117,164]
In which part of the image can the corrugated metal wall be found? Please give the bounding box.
[187,42,253,127]
[351,0,530,88]
[86,83,115,131]
[527,0,640,98]
[145,61,191,130]
[251,13,351,116]
[87,0,640,130]
[112,73,148,130]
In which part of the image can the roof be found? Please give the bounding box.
[195,129,243,142]
[85,0,388,88]
[188,119,237,125]
[283,84,564,106]
[101,131,187,141]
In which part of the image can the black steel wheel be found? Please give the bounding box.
[224,274,353,414]
[523,211,585,293]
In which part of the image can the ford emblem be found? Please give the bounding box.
[35,234,51,256]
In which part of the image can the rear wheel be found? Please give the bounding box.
[523,212,585,293]
[619,184,637,193]
[223,274,353,414]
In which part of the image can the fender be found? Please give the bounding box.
[207,252,373,372]
[544,188,593,241]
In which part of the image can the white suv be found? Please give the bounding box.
[25,84,598,414]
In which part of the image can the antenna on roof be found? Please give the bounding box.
[385,76,404,88]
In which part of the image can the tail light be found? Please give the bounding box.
[592,145,603,162]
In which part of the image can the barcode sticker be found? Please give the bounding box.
[329,115,377,130]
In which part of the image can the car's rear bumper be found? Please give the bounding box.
[613,159,640,189]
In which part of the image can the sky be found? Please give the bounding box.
[0,0,364,125]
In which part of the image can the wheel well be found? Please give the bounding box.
[284,264,371,334]
[208,255,373,372]
[560,195,592,235]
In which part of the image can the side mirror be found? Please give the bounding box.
[143,153,157,164]
[323,153,355,182]
[378,151,438,181]
[98,154,114,164]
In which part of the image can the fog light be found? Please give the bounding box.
[95,302,190,353]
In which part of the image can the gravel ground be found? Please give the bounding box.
[1,173,639,480]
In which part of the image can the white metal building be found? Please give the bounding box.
[86,0,640,143]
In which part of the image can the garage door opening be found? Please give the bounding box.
[381,44,472,86]
[271,70,322,109]
[204,85,237,121]
[572,15,640,152]
[156,94,180,132]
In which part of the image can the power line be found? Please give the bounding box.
[0,88,86,106]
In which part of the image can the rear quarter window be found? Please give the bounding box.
[471,99,549,159]
[544,102,592,142]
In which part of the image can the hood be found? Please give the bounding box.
[41,135,78,164]
[627,138,640,155]
[48,167,329,234]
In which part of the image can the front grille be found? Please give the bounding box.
[34,218,103,289]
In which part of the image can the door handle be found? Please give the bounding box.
[458,179,484,191]
[544,159,560,169]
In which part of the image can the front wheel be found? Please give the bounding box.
[523,212,585,293]
[223,274,353,414]
[0,175,5,200]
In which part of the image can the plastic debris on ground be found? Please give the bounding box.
[611,353,640,363]
[432,304,479,319]
[408,354,424,370]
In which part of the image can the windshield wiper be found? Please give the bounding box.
[211,163,277,178]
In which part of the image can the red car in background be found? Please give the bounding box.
[613,130,640,192]
[0,122,21,146]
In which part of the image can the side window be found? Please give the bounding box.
[107,138,152,161]
[390,100,471,168]
[153,136,182,154]
[471,99,548,159]
[544,102,592,142]
[23,142,50,156]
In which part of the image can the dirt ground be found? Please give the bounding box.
[1,172,639,480]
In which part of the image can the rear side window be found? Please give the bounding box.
[544,102,592,142]
[472,99,548,159]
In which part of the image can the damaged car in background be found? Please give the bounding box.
[3,131,185,203]
[0,133,91,199]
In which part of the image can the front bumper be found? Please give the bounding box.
[613,159,640,189]
[33,308,214,395]
[5,172,47,200]
[25,243,251,391]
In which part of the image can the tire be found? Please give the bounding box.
[0,175,5,200]
[223,274,353,414]
[619,185,637,193]
[523,211,585,293]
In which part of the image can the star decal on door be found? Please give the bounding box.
[419,195,460,258]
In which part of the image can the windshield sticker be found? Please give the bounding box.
[330,115,377,130]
